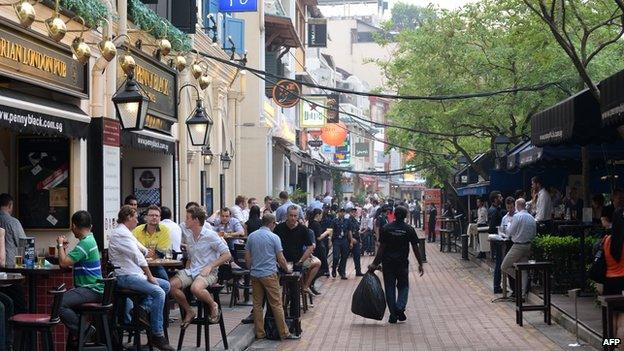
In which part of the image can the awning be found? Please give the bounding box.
[518,140,624,167]
[0,89,90,139]
[265,15,303,48]
[456,182,490,197]
[600,69,624,127]
[531,89,617,146]
[121,130,176,155]
[506,140,532,170]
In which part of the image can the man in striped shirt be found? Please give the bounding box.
[57,211,104,343]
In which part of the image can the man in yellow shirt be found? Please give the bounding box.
[133,205,171,280]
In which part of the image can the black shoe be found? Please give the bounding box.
[397,310,407,322]
[332,269,337,278]
[132,306,150,329]
[494,287,503,294]
[340,275,348,280]
[310,286,321,296]
[151,335,174,351]
[388,315,398,324]
[355,272,364,277]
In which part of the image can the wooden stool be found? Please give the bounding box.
[10,284,66,351]
[176,284,228,351]
[513,262,552,326]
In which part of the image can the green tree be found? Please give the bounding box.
[389,3,436,31]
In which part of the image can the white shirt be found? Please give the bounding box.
[230,205,245,221]
[477,206,488,225]
[535,188,553,221]
[179,221,213,238]
[160,219,182,252]
[241,208,250,223]
[499,212,514,236]
[507,210,537,243]
[108,223,148,278]
[323,196,333,206]
[182,226,230,278]
[345,201,354,210]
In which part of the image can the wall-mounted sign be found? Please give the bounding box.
[333,134,350,165]
[307,18,327,47]
[0,19,88,98]
[308,139,323,148]
[133,167,161,206]
[219,0,258,12]
[117,47,177,122]
[326,93,340,123]
[300,96,326,127]
[354,142,369,157]
[144,115,174,135]
[121,131,175,155]
[272,80,300,108]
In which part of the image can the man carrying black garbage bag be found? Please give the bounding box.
[368,206,424,324]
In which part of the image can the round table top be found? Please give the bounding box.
[0,273,25,285]
[0,265,64,274]
[147,259,184,267]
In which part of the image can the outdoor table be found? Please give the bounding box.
[0,265,68,313]
[488,236,512,302]
[598,294,624,351]
[439,218,457,253]
[147,258,184,268]
[0,273,24,286]
[558,224,597,290]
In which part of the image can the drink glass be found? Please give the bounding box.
[165,249,172,260]
[37,256,45,268]
[14,255,23,268]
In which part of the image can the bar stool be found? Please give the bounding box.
[229,244,252,307]
[176,284,228,351]
[514,261,552,326]
[112,288,153,351]
[72,276,116,351]
[10,283,66,351]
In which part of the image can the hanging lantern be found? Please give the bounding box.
[320,122,348,147]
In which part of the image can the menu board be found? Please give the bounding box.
[17,137,70,229]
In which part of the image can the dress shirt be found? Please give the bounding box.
[241,208,250,223]
[160,219,182,252]
[108,223,148,278]
[0,211,26,266]
[212,217,244,233]
[535,188,553,221]
[230,205,245,221]
[309,200,324,210]
[275,200,304,222]
[245,227,283,278]
[499,212,514,236]
[179,221,213,239]
[477,207,488,225]
[506,210,537,244]
[323,196,333,206]
[182,226,230,278]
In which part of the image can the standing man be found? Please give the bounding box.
[530,176,553,233]
[275,191,304,223]
[501,198,537,298]
[160,206,181,253]
[261,196,273,214]
[170,206,231,328]
[242,197,258,223]
[427,204,437,243]
[0,193,26,313]
[323,192,333,207]
[330,208,353,279]
[230,195,247,222]
[57,211,103,344]
[348,207,364,276]
[476,198,488,227]
[487,191,504,291]
[108,205,173,351]
[368,206,424,324]
[132,205,171,281]
[309,196,324,211]
[414,200,422,228]
[245,214,299,340]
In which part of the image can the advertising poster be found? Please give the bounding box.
[133,167,162,206]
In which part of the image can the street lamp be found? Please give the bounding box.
[180,84,213,147]
[112,72,150,131]
[220,152,232,170]
[493,135,511,159]
[202,146,214,165]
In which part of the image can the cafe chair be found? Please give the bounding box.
[229,244,252,308]
[10,283,66,351]
[177,284,228,351]
[112,287,153,351]
[71,275,116,351]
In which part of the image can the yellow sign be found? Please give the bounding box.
[134,65,170,96]
[0,38,67,77]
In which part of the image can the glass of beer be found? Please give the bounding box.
[14,255,23,268]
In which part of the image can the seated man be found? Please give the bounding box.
[109,205,173,351]
[56,211,104,346]
[304,227,322,296]
[132,205,171,281]
[273,206,314,282]
[211,207,245,249]
[170,205,231,328]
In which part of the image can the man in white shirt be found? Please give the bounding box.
[323,192,333,206]
[230,195,247,222]
[476,198,488,226]
[241,197,258,223]
[109,205,173,351]
[501,198,537,298]
[170,205,231,328]
[531,176,553,222]
[160,206,181,253]
[499,197,516,237]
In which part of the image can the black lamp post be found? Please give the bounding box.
[112,73,150,130]
[220,152,232,170]
[180,84,213,147]
[493,135,511,159]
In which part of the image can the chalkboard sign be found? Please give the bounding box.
[17,137,71,229]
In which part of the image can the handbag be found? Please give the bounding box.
[588,237,607,284]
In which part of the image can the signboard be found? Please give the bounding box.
[333,134,351,165]
[272,80,300,108]
[219,0,258,12]
[300,96,326,127]
[133,167,162,206]
[307,18,327,47]
[121,131,175,155]
[354,142,369,157]
[308,139,323,148]
[321,144,335,153]
[326,93,340,123]
[0,19,88,98]
[0,103,89,139]
[117,48,177,123]
[102,119,121,247]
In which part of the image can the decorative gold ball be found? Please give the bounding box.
[159,39,172,56]
[46,16,67,42]
[71,38,91,64]
[14,1,35,28]
[120,55,136,76]
[191,64,204,79]
[174,55,187,72]
[198,75,211,90]
[98,39,117,62]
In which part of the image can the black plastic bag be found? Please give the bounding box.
[351,271,386,320]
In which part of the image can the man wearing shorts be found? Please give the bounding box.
[169,205,231,328]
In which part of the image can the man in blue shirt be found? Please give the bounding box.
[331,208,353,279]
[309,196,324,211]
[275,191,304,223]
[245,214,299,340]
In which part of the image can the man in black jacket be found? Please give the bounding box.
[488,191,505,293]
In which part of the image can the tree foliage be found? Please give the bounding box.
[389,3,436,31]
[377,0,624,185]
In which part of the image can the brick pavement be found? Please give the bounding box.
[258,241,584,351]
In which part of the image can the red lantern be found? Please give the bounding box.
[321,122,348,146]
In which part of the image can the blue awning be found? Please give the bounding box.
[456,182,490,197]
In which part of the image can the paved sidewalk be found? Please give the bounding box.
[249,239,596,351]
